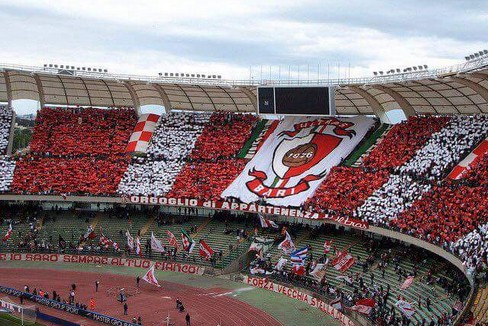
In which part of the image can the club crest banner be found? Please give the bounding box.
[222,116,375,206]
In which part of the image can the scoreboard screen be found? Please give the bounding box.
[258,86,335,116]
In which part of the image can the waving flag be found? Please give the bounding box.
[181,229,195,253]
[400,276,414,290]
[166,230,179,249]
[275,257,288,271]
[142,264,161,287]
[395,300,415,318]
[349,298,375,315]
[151,232,165,253]
[278,231,296,254]
[83,225,96,240]
[330,297,342,311]
[58,235,67,249]
[310,263,327,281]
[323,240,333,254]
[135,237,142,256]
[291,264,306,276]
[199,240,214,260]
[259,215,279,228]
[331,251,355,273]
[290,246,308,265]
[2,224,12,242]
[126,230,134,250]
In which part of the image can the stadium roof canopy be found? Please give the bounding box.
[0,57,487,122]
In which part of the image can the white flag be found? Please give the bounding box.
[142,265,160,287]
[126,230,134,250]
[151,233,165,253]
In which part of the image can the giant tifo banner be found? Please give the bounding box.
[222,116,375,207]
[0,253,205,275]
[126,113,161,153]
[243,275,356,326]
[129,196,369,230]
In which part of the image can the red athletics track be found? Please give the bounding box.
[0,268,282,326]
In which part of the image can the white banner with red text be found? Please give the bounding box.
[0,253,205,275]
[129,196,369,230]
[243,275,356,326]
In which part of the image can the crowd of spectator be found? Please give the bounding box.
[169,159,248,201]
[0,106,15,192]
[11,107,136,195]
[453,222,488,275]
[0,105,13,154]
[29,107,136,155]
[305,166,389,216]
[392,182,487,248]
[399,115,488,180]
[355,174,432,225]
[167,113,257,201]
[464,151,488,186]
[189,113,257,160]
[118,112,209,196]
[362,116,450,170]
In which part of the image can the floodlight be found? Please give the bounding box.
[418,66,423,70]
[373,72,378,76]
[396,69,401,73]
[413,66,417,71]
[474,53,480,58]
[379,71,383,75]
[484,50,488,54]
[479,51,484,56]
[424,65,428,69]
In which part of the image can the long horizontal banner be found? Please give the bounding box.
[0,285,137,326]
[243,275,356,326]
[0,253,205,275]
[129,196,369,230]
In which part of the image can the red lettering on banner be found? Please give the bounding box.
[0,253,6,260]
[11,253,21,261]
[244,276,356,326]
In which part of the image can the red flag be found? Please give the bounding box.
[199,240,214,260]
[323,240,333,254]
[331,251,355,273]
[166,230,179,249]
[291,265,306,276]
[349,298,375,315]
[2,224,12,242]
[142,265,160,287]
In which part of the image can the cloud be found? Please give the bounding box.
[0,0,485,82]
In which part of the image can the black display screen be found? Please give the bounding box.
[257,86,333,115]
[257,87,275,114]
[275,87,330,115]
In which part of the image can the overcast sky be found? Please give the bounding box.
[1,0,487,115]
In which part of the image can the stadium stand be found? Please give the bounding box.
[392,183,487,247]
[118,112,210,196]
[0,105,13,154]
[305,166,390,216]
[0,106,15,192]
[361,116,450,170]
[0,157,15,193]
[399,115,488,180]
[355,174,432,225]
[168,112,258,201]
[11,107,137,195]
[250,223,468,326]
